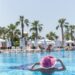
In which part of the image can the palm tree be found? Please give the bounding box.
[56,18,66,47]
[46,32,58,40]
[1,27,8,39]
[16,16,29,38]
[29,32,36,40]
[7,24,20,45]
[30,20,43,40]
[64,24,75,40]
[29,32,42,40]
[64,23,70,40]
[0,27,3,38]
[0,27,8,39]
[64,32,70,40]
[69,25,75,40]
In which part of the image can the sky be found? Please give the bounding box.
[0,0,75,39]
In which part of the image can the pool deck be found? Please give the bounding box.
[0,47,42,53]
[0,46,74,54]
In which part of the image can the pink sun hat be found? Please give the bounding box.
[40,56,56,69]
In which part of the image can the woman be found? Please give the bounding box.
[29,56,66,75]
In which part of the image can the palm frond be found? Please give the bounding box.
[30,27,36,31]
[24,19,29,26]
[39,27,42,32]
[16,21,20,26]
[58,18,66,24]
[56,25,59,30]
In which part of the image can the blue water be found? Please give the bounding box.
[0,50,75,75]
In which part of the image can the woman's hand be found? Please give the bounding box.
[56,59,66,71]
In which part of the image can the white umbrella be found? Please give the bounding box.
[31,41,35,44]
[38,39,55,45]
[0,39,5,42]
[47,41,55,45]
[38,39,51,43]
[38,39,47,49]
[66,40,74,43]
[0,39,5,48]
[65,40,75,47]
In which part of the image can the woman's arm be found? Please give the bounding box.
[31,62,40,69]
[29,62,40,71]
[55,59,66,71]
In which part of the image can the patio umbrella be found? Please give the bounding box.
[46,40,55,45]
[66,40,74,43]
[65,40,74,47]
[0,39,5,42]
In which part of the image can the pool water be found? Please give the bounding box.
[0,51,75,75]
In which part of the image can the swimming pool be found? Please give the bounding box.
[0,50,75,75]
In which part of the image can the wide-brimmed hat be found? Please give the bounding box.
[40,56,56,69]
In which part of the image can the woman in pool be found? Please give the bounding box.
[29,56,66,75]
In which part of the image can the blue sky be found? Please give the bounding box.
[0,0,75,39]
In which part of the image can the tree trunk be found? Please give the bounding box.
[21,22,24,38]
[35,25,38,39]
[35,27,38,48]
[71,29,73,40]
[61,26,64,48]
